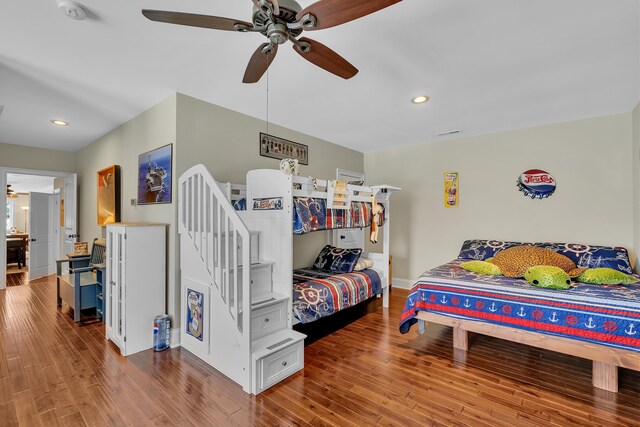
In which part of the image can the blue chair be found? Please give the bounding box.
[56,239,106,322]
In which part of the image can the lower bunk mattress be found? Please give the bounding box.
[292,268,382,324]
[399,260,640,352]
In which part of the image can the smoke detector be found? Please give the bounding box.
[58,1,86,20]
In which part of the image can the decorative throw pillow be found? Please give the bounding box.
[312,245,362,273]
[353,257,374,271]
[576,268,638,285]
[534,242,633,274]
[458,239,523,261]
[459,260,502,276]
[233,198,246,211]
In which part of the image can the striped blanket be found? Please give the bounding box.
[293,268,382,324]
[400,260,640,352]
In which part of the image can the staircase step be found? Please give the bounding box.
[251,329,306,360]
[252,329,306,394]
[251,293,289,340]
[252,292,288,309]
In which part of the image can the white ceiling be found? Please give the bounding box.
[0,0,638,153]
[7,174,55,194]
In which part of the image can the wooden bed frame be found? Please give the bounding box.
[416,311,640,393]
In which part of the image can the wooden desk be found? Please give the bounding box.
[6,233,29,250]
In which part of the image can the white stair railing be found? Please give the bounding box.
[178,165,252,335]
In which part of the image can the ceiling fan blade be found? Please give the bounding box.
[142,10,252,31]
[293,37,358,79]
[243,43,278,83]
[297,0,402,31]
[252,0,280,16]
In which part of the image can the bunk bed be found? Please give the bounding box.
[399,239,640,393]
[228,178,393,324]
[178,165,398,394]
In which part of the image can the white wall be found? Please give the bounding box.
[76,94,178,322]
[633,103,640,269]
[365,113,635,281]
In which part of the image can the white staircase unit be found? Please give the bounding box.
[178,165,304,395]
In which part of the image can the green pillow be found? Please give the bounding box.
[459,260,502,276]
[576,268,637,285]
[524,266,572,290]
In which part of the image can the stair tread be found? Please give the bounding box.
[222,260,274,271]
[251,292,288,309]
[252,329,306,360]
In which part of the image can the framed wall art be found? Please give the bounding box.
[97,165,121,225]
[259,132,309,165]
[138,144,173,205]
[444,172,459,208]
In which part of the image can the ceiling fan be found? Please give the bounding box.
[6,185,17,199]
[142,0,402,83]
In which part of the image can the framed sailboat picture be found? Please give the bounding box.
[138,144,173,205]
[97,164,120,225]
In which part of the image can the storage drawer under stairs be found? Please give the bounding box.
[251,293,288,340]
[252,329,306,394]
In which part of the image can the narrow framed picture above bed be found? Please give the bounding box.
[259,132,309,165]
[444,172,459,208]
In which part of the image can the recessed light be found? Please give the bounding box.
[51,120,68,127]
[412,95,430,104]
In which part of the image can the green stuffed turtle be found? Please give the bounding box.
[460,245,637,290]
[524,266,572,290]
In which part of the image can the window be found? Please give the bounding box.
[6,198,14,233]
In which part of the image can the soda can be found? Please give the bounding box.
[153,314,171,351]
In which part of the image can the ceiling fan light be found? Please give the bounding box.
[412,95,430,104]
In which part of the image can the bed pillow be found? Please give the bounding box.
[312,245,362,273]
[458,239,523,261]
[534,242,633,274]
[353,257,374,271]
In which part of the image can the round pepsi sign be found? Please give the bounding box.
[517,169,556,199]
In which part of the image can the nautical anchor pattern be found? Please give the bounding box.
[420,291,633,335]
[399,259,640,351]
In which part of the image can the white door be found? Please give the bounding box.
[29,192,52,280]
[63,173,78,258]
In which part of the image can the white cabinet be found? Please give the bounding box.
[105,223,166,356]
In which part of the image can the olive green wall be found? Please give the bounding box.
[633,103,640,270]
[365,113,636,283]
[75,94,178,323]
[74,92,364,329]
[0,141,76,172]
[176,93,365,270]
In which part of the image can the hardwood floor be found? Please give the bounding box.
[0,276,638,426]
[6,272,28,287]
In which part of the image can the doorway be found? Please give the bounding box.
[5,173,57,285]
[1,168,76,289]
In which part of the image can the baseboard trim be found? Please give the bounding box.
[170,327,181,348]
[391,277,414,289]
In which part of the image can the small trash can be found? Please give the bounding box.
[153,314,171,351]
